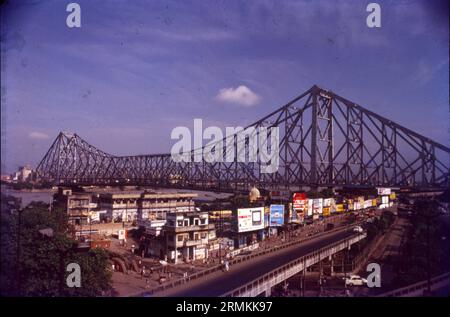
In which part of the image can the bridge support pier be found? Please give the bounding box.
[264,287,271,297]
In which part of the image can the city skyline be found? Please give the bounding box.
[1,0,449,173]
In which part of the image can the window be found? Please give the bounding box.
[184,220,189,226]
[194,219,200,226]
[177,235,184,242]
[177,220,183,227]
[200,218,206,225]
[200,233,206,239]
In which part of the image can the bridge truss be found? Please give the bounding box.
[36,85,450,191]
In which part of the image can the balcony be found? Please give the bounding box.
[167,223,215,233]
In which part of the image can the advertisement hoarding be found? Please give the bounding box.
[377,188,392,195]
[237,207,265,232]
[313,198,323,215]
[336,204,345,212]
[389,192,396,200]
[307,199,313,216]
[323,206,330,217]
[269,205,285,227]
[364,200,372,209]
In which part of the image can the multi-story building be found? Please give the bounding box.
[12,165,33,182]
[53,188,91,227]
[164,211,216,264]
[138,192,197,222]
[98,193,140,223]
[98,191,197,224]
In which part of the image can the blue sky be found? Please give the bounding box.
[1,0,448,173]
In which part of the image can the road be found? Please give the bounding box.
[151,228,358,297]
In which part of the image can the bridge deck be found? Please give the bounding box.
[151,229,356,297]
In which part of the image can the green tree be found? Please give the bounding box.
[0,196,112,296]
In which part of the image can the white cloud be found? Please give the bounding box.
[216,85,261,106]
[29,132,49,140]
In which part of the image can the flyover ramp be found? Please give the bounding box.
[152,229,362,297]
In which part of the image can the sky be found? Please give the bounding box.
[1,0,449,174]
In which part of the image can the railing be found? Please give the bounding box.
[377,272,450,297]
[138,225,366,297]
[221,233,366,297]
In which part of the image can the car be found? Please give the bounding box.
[353,226,364,233]
[344,275,367,286]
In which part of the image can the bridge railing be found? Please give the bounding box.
[221,233,366,297]
[137,222,357,297]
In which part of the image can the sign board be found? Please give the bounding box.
[336,204,345,212]
[382,196,389,204]
[377,188,392,195]
[293,193,307,208]
[323,198,332,207]
[389,192,396,200]
[307,199,313,216]
[269,205,285,227]
[118,229,126,240]
[293,193,308,221]
[313,198,323,215]
[323,207,331,217]
[237,207,265,232]
[364,200,372,209]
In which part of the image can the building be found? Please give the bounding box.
[1,175,11,182]
[98,191,197,224]
[98,193,140,223]
[53,188,91,227]
[12,165,33,182]
[138,192,197,222]
[164,211,216,264]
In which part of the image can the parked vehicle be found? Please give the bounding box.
[353,226,364,233]
[344,275,367,286]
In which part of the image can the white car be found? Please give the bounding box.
[345,275,367,286]
[353,226,364,233]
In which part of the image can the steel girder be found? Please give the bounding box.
[35,86,450,190]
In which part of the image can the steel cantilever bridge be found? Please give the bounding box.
[36,85,450,191]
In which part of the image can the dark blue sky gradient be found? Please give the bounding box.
[1,0,448,173]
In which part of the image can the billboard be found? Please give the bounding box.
[323,198,332,207]
[364,200,372,209]
[270,205,285,227]
[313,198,323,215]
[237,207,265,232]
[293,193,308,221]
[323,207,331,217]
[389,192,396,200]
[377,188,392,195]
[307,199,313,216]
[336,204,345,212]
